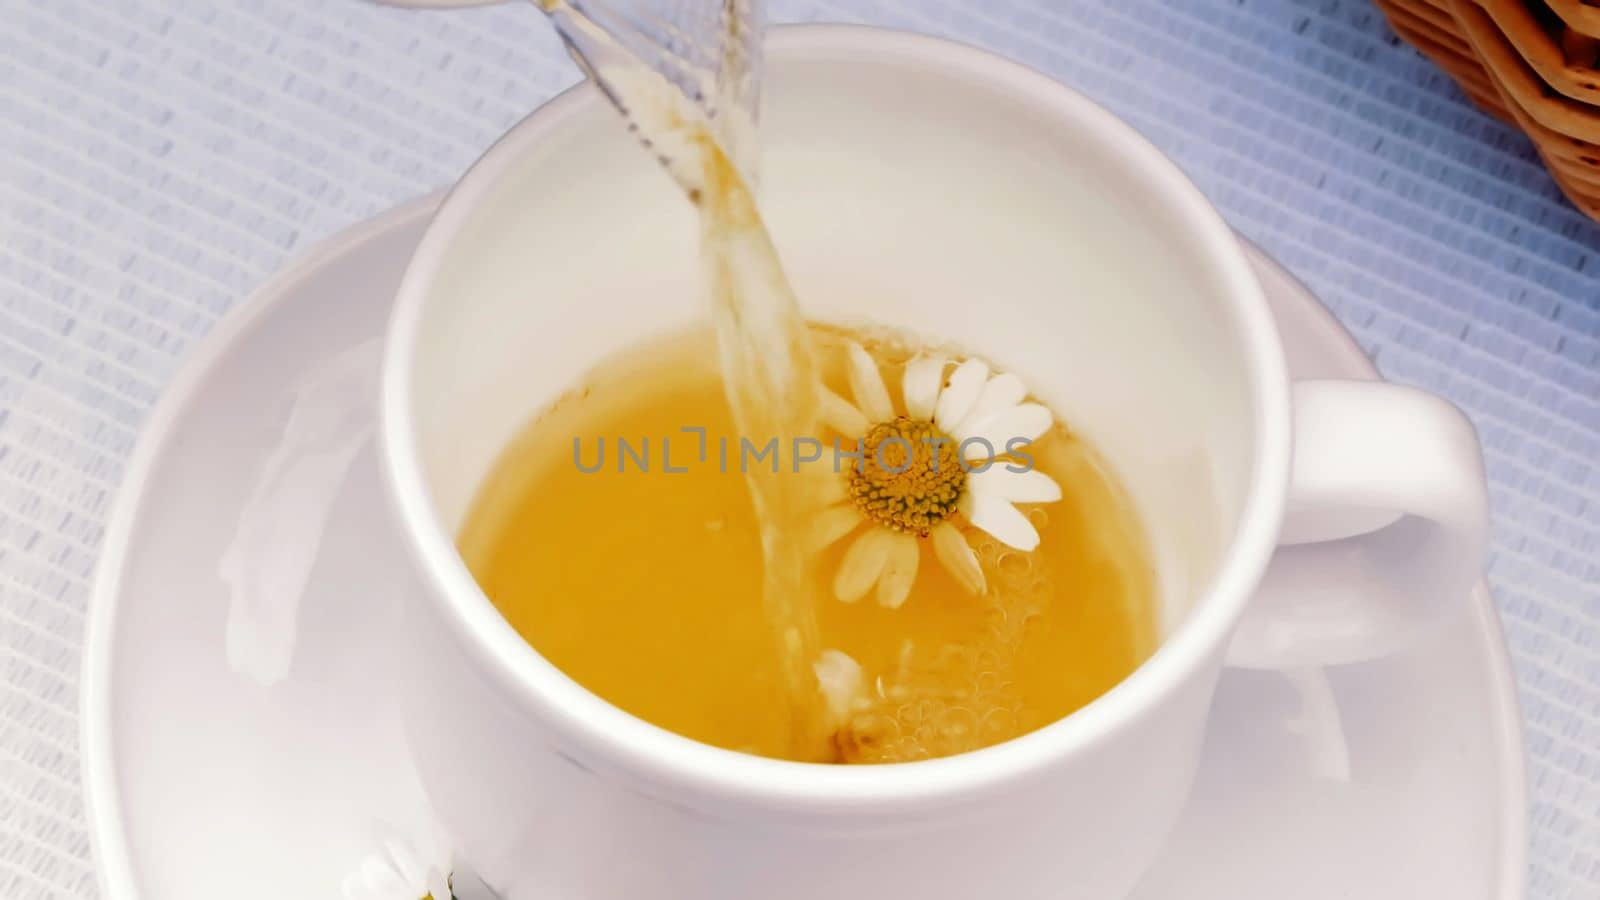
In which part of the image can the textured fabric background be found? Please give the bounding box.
[2,1,1597,897]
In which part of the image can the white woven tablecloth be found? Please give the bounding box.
[2,1,1597,897]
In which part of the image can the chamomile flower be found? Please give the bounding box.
[811,342,1063,609]
[340,813,455,900]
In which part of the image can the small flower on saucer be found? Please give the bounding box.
[812,341,1062,608]
[341,813,455,900]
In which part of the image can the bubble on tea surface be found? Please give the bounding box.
[980,708,1017,740]
[975,648,1002,675]
[1027,507,1049,530]
[974,670,1002,696]
[825,517,1068,762]
[934,645,972,673]
[896,703,923,727]
[996,551,1031,581]
[938,706,977,741]
[984,604,1009,633]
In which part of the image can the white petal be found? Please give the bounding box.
[930,521,986,595]
[952,373,1027,435]
[933,359,989,431]
[386,839,425,890]
[845,341,895,423]
[338,861,374,899]
[876,532,921,609]
[819,385,869,438]
[834,528,893,602]
[425,868,452,900]
[958,402,1053,460]
[960,490,1041,551]
[814,474,848,507]
[901,356,947,421]
[421,815,453,871]
[813,649,864,726]
[373,871,410,899]
[342,858,407,900]
[809,504,862,552]
[968,467,1063,504]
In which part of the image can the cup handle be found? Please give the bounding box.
[1225,379,1490,669]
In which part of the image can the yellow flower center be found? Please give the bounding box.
[847,417,966,536]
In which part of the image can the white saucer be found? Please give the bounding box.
[81,196,1527,900]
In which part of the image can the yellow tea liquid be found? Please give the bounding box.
[539,0,838,758]
[460,327,1158,763]
[504,0,1156,763]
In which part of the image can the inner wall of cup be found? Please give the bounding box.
[409,46,1256,639]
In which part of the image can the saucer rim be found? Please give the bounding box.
[79,194,448,898]
[78,195,1528,899]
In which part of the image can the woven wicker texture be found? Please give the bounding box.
[1376,0,1514,118]
[1377,0,1600,216]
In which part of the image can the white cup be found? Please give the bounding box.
[380,25,1488,899]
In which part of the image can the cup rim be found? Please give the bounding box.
[380,23,1290,816]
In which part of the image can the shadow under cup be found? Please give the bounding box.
[384,27,1278,900]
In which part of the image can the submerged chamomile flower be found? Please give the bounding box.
[811,341,1063,609]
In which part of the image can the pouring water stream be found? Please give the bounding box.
[534,0,837,760]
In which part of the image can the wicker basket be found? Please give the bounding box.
[1376,0,1600,217]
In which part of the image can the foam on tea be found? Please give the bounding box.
[460,327,1158,763]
